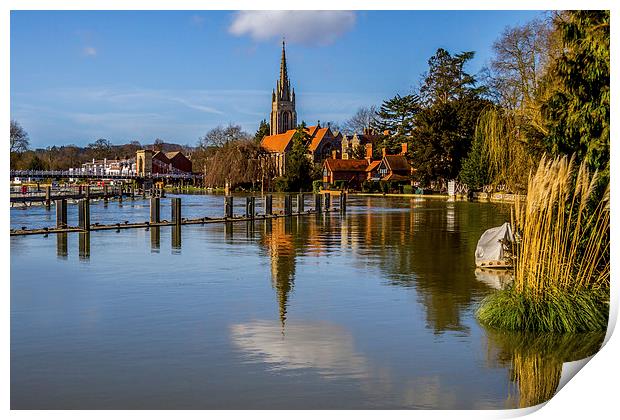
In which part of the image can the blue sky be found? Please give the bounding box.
[11,10,545,148]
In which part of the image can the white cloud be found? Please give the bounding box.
[83,46,97,57]
[229,11,356,46]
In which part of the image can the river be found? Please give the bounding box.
[10,194,603,409]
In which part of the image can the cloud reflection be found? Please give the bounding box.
[230,320,369,379]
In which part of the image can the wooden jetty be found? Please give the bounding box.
[10,192,348,237]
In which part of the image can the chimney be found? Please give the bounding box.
[382,148,386,158]
[365,143,373,161]
[401,143,408,155]
[332,150,337,159]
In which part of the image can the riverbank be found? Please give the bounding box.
[324,190,526,204]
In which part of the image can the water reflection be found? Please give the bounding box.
[171,225,181,253]
[78,232,90,260]
[247,201,512,335]
[484,329,604,408]
[56,233,68,260]
[258,217,297,328]
[230,320,368,379]
[474,268,513,290]
[150,226,160,253]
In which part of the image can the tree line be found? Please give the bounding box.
[9,126,193,172]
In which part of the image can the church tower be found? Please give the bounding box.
[270,40,297,135]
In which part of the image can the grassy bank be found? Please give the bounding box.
[477,156,610,333]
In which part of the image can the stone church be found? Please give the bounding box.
[261,41,341,177]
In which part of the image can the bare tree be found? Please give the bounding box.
[10,120,30,154]
[199,123,250,149]
[153,138,165,151]
[486,17,557,111]
[342,106,378,134]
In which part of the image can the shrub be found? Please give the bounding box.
[312,180,322,193]
[403,185,413,194]
[273,177,289,192]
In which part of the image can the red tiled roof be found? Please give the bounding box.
[365,160,381,172]
[261,130,296,153]
[306,126,319,137]
[384,155,411,172]
[324,158,369,172]
[152,151,170,164]
[262,125,331,153]
[309,127,331,152]
[165,151,181,160]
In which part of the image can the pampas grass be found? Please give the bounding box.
[477,155,610,332]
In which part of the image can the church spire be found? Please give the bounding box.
[270,39,297,136]
[280,38,288,87]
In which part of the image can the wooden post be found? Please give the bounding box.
[314,194,322,213]
[171,197,182,225]
[323,193,331,212]
[55,199,67,228]
[45,186,52,208]
[104,184,109,202]
[340,191,346,213]
[246,196,255,218]
[118,184,123,203]
[150,197,160,223]
[78,199,90,231]
[284,195,292,216]
[265,195,273,215]
[297,193,304,213]
[85,185,90,200]
[225,196,233,219]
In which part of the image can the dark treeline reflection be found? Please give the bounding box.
[484,330,605,408]
[249,199,510,335]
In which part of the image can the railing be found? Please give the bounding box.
[10,170,199,179]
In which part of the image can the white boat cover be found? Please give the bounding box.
[475,222,514,267]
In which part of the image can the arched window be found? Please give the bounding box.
[282,111,290,131]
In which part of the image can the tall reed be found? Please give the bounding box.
[513,155,609,295]
[478,155,610,332]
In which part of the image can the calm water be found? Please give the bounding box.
[10,195,603,409]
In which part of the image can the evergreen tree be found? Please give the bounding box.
[371,94,421,154]
[27,155,46,171]
[419,48,485,106]
[542,11,609,173]
[284,123,312,191]
[410,48,490,184]
[459,126,490,189]
[254,119,270,143]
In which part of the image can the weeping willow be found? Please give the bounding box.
[474,107,535,192]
